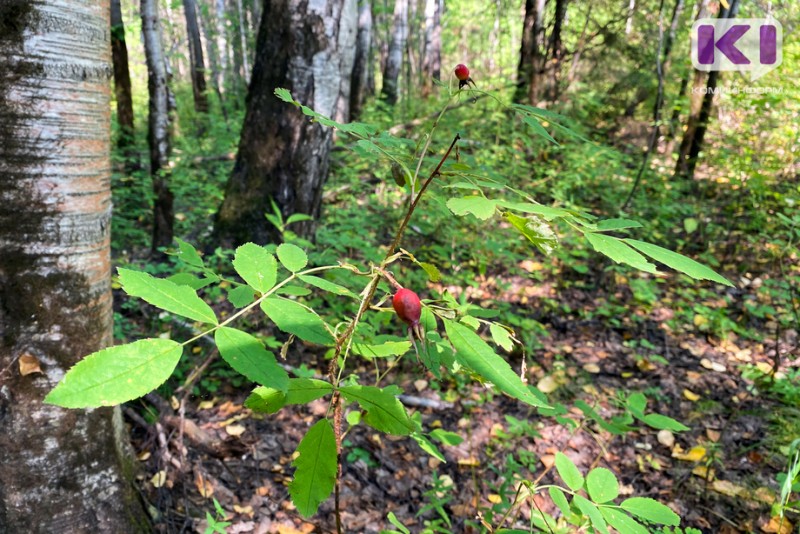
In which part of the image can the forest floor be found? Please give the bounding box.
[125,270,798,534]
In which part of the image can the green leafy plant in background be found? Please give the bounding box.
[47,83,732,529]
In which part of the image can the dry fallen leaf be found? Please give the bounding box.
[583,363,601,374]
[195,473,214,498]
[198,399,216,410]
[540,454,555,468]
[137,451,151,461]
[761,516,794,534]
[414,379,428,392]
[636,359,657,372]
[711,479,747,498]
[700,358,726,372]
[151,470,167,488]
[225,424,246,437]
[488,494,503,504]
[458,457,480,468]
[706,429,721,442]
[536,375,560,393]
[692,465,715,479]
[19,354,42,376]
[233,504,254,517]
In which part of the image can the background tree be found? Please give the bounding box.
[0,1,146,530]
[350,0,374,120]
[420,0,442,96]
[381,0,408,105]
[111,0,136,166]
[214,0,358,246]
[515,0,545,103]
[142,0,174,252]
[182,0,210,116]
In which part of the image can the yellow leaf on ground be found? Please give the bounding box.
[711,479,746,498]
[458,457,480,468]
[673,445,707,462]
[583,363,601,374]
[537,375,560,393]
[233,504,254,517]
[151,470,167,488]
[198,399,216,410]
[761,516,793,533]
[225,424,246,437]
[636,359,657,372]
[692,465,715,479]
[488,494,503,504]
[756,362,773,375]
[683,389,701,401]
[195,473,214,498]
[700,358,726,372]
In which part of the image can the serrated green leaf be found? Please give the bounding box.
[352,341,412,358]
[233,243,277,293]
[285,378,334,403]
[596,218,644,232]
[620,497,680,526]
[489,323,514,352]
[274,87,294,103]
[289,419,337,517]
[276,285,312,296]
[586,467,620,503]
[624,239,733,286]
[574,495,609,534]
[299,275,357,298]
[444,319,549,408]
[684,217,698,234]
[626,392,647,417]
[522,115,559,145]
[446,196,497,220]
[276,243,308,272]
[339,385,415,435]
[411,433,446,462]
[585,233,657,273]
[504,212,558,255]
[549,486,571,518]
[419,262,442,282]
[640,413,690,431]
[261,298,334,345]
[244,386,287,414]
[228,285,256,308]
[118,268,218,324]
[495,201,572,220]
[430,429,464,446]
[599,508,649,534]
[174,238,204,268]
[215,327,289,391]
[555,452,584,491]
[45,339,183,408]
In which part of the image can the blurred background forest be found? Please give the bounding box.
[4,0,798,531]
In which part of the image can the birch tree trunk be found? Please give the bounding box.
[141,0,174,252]
[350,0,374,119]
[381,0,408,105]
[183,0,210,114]
[215,0,358,246]
[0,2,146,531]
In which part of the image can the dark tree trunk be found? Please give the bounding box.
[381,0,408,105]
[547,0,568,101]
[183,0,210,115]
[350,0,374,119]
[214,0,358,246]
[110,0,136,161]
[0,1,146,531]
[515,0,545,103]
[676,0,737,179]
[142,0,174,253]
[197,0,229,122]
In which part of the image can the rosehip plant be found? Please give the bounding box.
[47,79,731,531]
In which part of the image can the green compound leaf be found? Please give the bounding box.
[232,243,277,293]
[585,232,657,273]
[339,385,415,435]
[586,467,620,503]
[45,339,183,408]
[244,378,333,414]
[600,508,649,534]
[624,239,733,286]
[446,196,497,220]
[620,497,680,526]
[503,211,558,256]
[554,452,585,492]
[276,243,308,272]
[411,433,445,462]
[548,487,571,518]
[215,327,289,391]
[444,319,549,408]
[573,495,609,534]
[289,419,337,517]
[260,297,335,345]
[352,341,412,358]
[299,275,357,298]
[118,268,218,324]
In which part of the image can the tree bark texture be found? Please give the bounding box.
[182,0,210,114]
[111,0,135,151]
[215,0,358,246]
[350,0,373,119]
[547,0,568,101]
[0,2,146,532]
[381,0,408,105]
[141,0,174,252]
[515,0,544,104]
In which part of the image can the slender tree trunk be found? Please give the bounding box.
[111,0,136,160]
[547,0,568,101]
[626,0,636,34]
[197,0,229,120]
[566,3,593,87]
[420,0,441,95]
[335,0,358,123]
[350,0,374,119]
[215,0,358,246]
[515,0,545,104]
[142,0,174,253]
[381,0,408,105]
[235,0,251,85]
[183,0,210,115]
[675,0,728,179]
[215,0,230,93]
[0,2,146,531]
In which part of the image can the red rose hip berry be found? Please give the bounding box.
[454,64,475,89]
[393,288,421,327]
